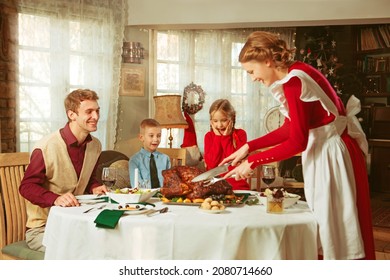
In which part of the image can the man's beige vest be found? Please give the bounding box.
[25,130,101,228]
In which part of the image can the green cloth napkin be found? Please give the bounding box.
[94,209,124,229]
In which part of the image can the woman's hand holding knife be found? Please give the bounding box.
[219,144,254,180]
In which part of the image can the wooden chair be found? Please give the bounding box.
[157,148,187,167]
[114,137,143,158]
[95,150,129,186]
[247,164,262,191]
[0,152,44,260]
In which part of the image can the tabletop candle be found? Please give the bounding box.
[134,168,139,188]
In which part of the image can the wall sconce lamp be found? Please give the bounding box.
[122,42,144,64]
[154,95,188,148]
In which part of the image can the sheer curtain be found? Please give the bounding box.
[154,28,296,153]
[16,0,125,151]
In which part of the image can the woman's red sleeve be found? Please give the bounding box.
[247,77,311,168]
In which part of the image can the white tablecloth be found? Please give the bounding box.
[43,198,318,260]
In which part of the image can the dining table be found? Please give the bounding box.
[42,192,319,260]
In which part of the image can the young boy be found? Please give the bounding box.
[129,118,170,188]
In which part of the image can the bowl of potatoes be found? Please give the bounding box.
[199,197,226,214]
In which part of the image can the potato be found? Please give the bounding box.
[210,200,219,206]
[201,203,211,210]
[204,197,213,203]
[211,206,220,210]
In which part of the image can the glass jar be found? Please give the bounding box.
[266,195,284,214]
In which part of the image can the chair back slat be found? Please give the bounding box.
[157,148,187,167]
[0,153,29,247]
[0,189,6,250]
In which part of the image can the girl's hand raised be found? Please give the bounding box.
[223,120,233,136]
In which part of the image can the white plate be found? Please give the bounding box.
[78,199,106,204]
[76,194,107,200]
[106,203,155,215]
[199,207,226,214]
[76,194,107,204]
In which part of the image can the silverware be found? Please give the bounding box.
[147,207,168,217]
[83,204,106,213]
[191,163,231,183]
[203,174,236,186]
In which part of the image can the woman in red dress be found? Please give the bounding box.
[222,31,375,260]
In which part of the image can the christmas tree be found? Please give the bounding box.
[297,27,344,94]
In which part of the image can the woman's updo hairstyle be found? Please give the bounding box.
[239,31,295,68]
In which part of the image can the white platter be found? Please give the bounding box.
[233,190,260,196]
[199,207,227,214]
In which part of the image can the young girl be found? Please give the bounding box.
[204,99,250,191]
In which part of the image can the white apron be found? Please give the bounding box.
[302,121,364,259]
[270,70,367,259]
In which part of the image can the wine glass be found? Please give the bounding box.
[261,165,276,189]
[102,167,116,202]
[140,179,150,190]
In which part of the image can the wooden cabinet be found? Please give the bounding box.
[367,105,390,193]
[369,139,390,193]
[354,24,390,106]
[354,26,390,193]
[353,25,390,140]
[370,106,390,139]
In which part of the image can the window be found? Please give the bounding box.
[155,29,295,152]
[18,13,108,151]
[16,1,124,152]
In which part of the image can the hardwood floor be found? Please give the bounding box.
[371,191,390,260]
[374,227,390,260]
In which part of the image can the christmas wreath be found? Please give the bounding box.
[182,82,206,115]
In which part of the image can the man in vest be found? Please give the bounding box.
[19,89,108,253]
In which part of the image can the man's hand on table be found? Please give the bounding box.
[54,192,80,207]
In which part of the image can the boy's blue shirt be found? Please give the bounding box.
[129,148,171,188]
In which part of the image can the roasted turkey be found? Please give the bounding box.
[160,166,233,199]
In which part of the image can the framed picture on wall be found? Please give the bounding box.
[120,66,145,96]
